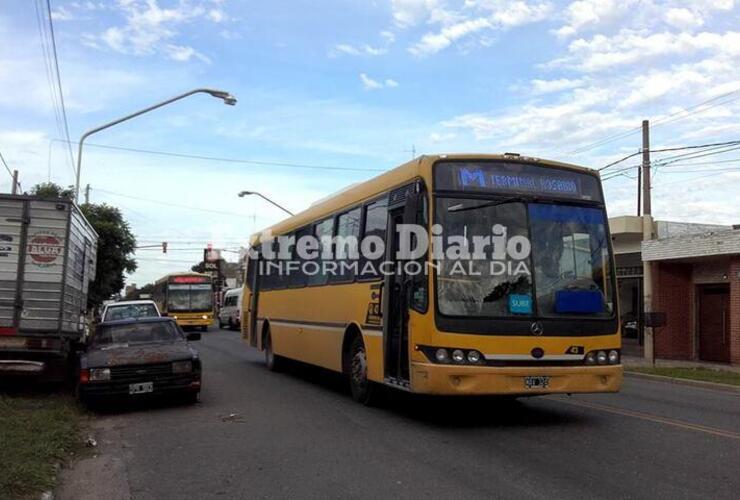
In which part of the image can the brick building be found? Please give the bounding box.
[642,227,740,364]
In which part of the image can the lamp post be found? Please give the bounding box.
[74,88,237,200]
[238,191,294,216]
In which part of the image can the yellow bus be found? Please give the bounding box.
[153,272,214,331]
[241,154,622,404]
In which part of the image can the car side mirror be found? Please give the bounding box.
[186,333,201,342]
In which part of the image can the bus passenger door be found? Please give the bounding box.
[246,252,260,347]
[383,183,418,387]
[383,208,408,386]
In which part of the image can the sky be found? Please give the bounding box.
[1,0,739,287]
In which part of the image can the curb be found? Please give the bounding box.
[624,371,740,394]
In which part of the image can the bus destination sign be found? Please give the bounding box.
[435,161,603,202]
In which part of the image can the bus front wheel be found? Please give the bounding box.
[348,336,377,405]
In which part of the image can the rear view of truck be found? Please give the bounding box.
[0,195,98,381]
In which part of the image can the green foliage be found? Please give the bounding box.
[81,203,137,309]
[30,182,75,200]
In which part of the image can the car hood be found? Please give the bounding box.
[83,342,196,368]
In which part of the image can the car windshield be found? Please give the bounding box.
[104,303,158,321]
[168,283,213,312]
[435,198,614,318]
[93,321,182,346]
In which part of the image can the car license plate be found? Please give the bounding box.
[129,382,153,395]
[524,376,550,389]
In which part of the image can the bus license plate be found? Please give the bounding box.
[129,382,153,395]
[524,376,550,389]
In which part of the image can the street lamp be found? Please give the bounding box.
[238,191,294,216]
[74,88,237,200]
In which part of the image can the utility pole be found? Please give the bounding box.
[641,119,655,364]
[11,170,18,195]
[84,184,91,204]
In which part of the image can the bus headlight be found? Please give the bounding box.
[89,368,110,381]
[585,352,597,365]
[452,350,465,363]
[467,350,482,364]
[435,349,449,363]
[596,351,608,365]
[608,350,620,364]
[201,315,208,320]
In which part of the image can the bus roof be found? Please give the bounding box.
[249,153,596,245]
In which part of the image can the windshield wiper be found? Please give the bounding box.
[448,196,531,214]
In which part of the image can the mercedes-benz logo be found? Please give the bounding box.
[530,322,544,336]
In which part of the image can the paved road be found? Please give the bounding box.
[69,328,740,500]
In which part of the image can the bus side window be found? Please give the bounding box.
[330,207,361,283]
[359,197,388,281]
[308,218,334,287]
[290,227,312,288]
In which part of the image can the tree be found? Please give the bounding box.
[29,182,137,309]
[81,203,137,309]
[30,182,75,200]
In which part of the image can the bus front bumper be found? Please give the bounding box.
[410,362,623,396]
[172,315,213,327]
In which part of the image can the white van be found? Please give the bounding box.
[218,288,243,330]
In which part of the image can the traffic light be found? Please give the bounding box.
[162,242,167,254]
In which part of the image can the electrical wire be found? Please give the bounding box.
[44,0,76,175]
[53,139,386,173]
[566,88,740,155]
[95,188,268,218]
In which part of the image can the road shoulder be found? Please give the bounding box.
[56,416,131,500]
[624,371,740,393]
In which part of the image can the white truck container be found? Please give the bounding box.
[0,195,98,380]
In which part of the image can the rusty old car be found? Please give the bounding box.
[77,317,201,405]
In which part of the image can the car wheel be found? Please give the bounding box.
[185,391,200,405]
[348,335,377,405]
[264,329,285,372]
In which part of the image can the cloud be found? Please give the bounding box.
[530,78,584,94]
[405,1,553,56]
[547,30,740,73]
[89,0,225,62]
[333,43,387,57]
[664,8,703,30]
[360,73,399,90]
[553,0,634,38]
[410,17,491,55]
[390,0,443,27]
[51,6,75,21]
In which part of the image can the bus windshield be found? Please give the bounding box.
[168,283,213,312]
[435,198,614,319]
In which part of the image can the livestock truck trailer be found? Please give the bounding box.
[0,195,98,382]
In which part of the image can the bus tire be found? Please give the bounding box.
[264,328,285,372]
[347,335,377,405]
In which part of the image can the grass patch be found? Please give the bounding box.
[0,394,82,498]
[628,367,740,387]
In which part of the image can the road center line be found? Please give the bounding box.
[550,397,740,441]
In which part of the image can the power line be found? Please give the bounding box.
[600,140,740,172]
[567,88,740,155]
[53,139,385,173]
[95,188,269,218]
[33,0,73,178]
[44,0,75,175]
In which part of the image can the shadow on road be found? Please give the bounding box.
[259,358,590,429]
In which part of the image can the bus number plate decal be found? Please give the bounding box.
[524,376,550,389]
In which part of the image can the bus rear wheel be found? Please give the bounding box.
[264,329,285,372]
[348,336,376,405]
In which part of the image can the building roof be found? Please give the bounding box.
[642,228,740,262]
